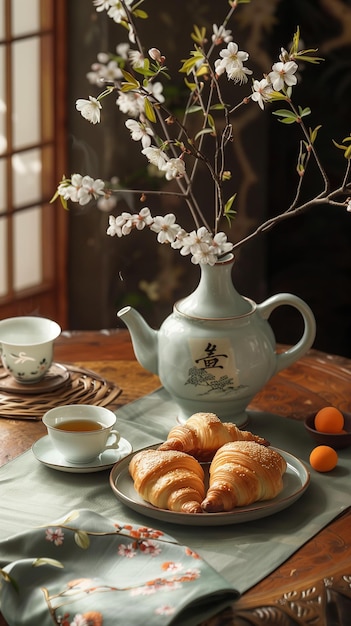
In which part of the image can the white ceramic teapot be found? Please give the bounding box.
[118,255,316,426]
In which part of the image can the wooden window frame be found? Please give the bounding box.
[0,0,68,328]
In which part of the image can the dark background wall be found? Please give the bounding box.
[66,0,351,357]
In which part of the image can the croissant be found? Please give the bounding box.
[158,412,268,462]
[129,448,205,514]
[201,441,287,512]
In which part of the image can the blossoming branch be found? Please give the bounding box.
[52,0,351,265]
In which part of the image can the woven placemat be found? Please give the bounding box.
[0,364,122,420]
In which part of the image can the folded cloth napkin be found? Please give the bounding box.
[0,509,239,626]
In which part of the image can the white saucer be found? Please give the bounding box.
[32,435,132,473]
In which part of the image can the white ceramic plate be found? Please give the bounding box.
[109,445,310,526]
[32,435,132,473]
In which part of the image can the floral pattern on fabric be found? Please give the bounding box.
[0,509,238,626]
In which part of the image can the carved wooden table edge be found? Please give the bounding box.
[206,570,351,626]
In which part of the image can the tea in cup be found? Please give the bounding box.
[42,404,120,464]
[0,316,61,383]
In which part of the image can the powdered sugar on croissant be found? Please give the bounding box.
[129,448,205,514]
[202,441,287,512]
[158,412,268,462]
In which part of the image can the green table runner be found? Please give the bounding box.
[0,387,350,595]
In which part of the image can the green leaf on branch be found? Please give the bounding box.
[290,27,301,56]
[279,117,298,125]
[191,24,206,44]
[309,125,322,144]
[134,59,153,77]
[196,63,209,77]
[121,70,140,92]
[210,103,226,110]
[269,91,290,101]
[50,190,60,204]
[290,28,323,64]
[272,106,310,124]
[187,105,203,114]
[272,109,298,123]
[295,53,324,64]
[50,191,68,210]
[207,113,216,132]
[184,77,197,92]
[298,105,311,118]
[133,9,148,19]
[179,50,205,74]
[333,135,351,159]
[194,128,215,140]
[144,97,157,123]
[224,194,237,224]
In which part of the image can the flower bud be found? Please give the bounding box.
[148,48,165,64]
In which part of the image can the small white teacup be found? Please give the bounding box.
[42,404,120,464]
[0,316,61,383]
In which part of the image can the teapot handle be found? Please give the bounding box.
[257,293,316,375]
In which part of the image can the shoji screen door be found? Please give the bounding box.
[0,0,67,327]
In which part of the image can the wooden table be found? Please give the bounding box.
[1,329,351,625]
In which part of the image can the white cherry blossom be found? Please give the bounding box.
[176,226,220,264]
[98,60,123,82]
[161,158,186,180]
[125,119,154,148]
[141,146,169,169]
[77,176,105,205]
[210,232,234,256]
[115,212,134,235]
[191,247,218,266]
[107,0,133,24]
[87,59,123,86]
[57,183,76,202]
[92,0,110,11]
[145,81,165,105]
[57,173,83,202]
[171,228,188,250]
[128,49,144,69]
[178,227,213,257]
[226,64,252,85]
[251,78,273,110]
[150,214,180,243]
[212,24,233,45]
[107,214,121,237]
[133,207,153,230]
[76,96,102,124]
[107,208,153,236]
[97,52,110,64]
[116,43,130,60]
[268,60,298,92]
[97,195,117,212]
[116,92,143,117]
[116,81,164,117]
[215,42,251,80]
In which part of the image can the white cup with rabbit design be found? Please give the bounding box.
[0,316,61,383]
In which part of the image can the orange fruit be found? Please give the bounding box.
[314,407,344,433]
[309,445,338,472]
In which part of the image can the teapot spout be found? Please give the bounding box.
[117,306,158,374]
